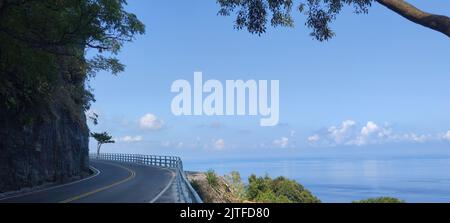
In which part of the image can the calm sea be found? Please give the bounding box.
[184,155,450,203]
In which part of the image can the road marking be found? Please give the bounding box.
[0,166,101,202]
[59,162,136,203]
[149,168,176,203]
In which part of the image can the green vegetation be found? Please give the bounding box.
[217,0,450,39]
[223,172,320,203]
[224,171,246,200]
[221,171,406,203]
[91,132,115,155]
[0,0,144,123]
[197,170,406,203]
[206,169,219,188]
[353,197,405,203]
[246,174,320,203]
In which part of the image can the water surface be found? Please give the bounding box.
[185,156,450,202]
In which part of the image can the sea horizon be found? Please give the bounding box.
[183,153,450,203]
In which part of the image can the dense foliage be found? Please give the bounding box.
[353,197,405,203]
[246,174,321,203]
[91,131,115,154]
[217,0,372,41]
[0,0,144,123]
[224,171,246,199]
[206,169,220,187]
[224,172,320,203]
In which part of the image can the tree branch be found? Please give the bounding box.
[376,0,450,37]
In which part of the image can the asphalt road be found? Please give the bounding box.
[0,160,176,203]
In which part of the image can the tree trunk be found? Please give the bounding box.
[96,143,101,157]
[376,0,450,37]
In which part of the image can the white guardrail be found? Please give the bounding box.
[89,153,203,203]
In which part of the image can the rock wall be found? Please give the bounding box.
[0,55,90,193]
[0,109,90,193]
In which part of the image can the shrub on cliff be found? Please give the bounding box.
[353,197,405,203]
[224,171,246,200]
[205,169,219,188]
[246,174,320,203]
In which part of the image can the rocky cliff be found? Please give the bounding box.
[0,110,90,193]
[0,54,91,193]
[0,0,144,193]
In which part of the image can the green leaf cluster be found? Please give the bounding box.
[244,173,320,203]
[90,131,115,144]
[353,197,405,203]
[0,0,144,122]
[206,169,220,188]
[217,0,372,41]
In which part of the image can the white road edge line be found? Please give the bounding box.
[149,168,176,203]
[0,166,101,201]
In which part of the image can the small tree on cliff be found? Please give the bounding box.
[91,132,115,156]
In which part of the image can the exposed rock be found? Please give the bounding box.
[187,172,241,203]
[0,55,90,193]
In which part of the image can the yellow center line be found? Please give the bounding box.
[59,162,136,203]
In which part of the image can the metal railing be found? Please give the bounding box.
[89,153,202,203]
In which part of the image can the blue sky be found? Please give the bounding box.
[87,1,450,159]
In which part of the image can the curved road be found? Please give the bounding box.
[0,160,176,203]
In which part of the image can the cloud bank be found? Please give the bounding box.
[116,135,143,143]
[308,120,449,147]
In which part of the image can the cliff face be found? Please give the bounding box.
[0,55,90,193]
[0,0,142,193]
[0,110,90,192]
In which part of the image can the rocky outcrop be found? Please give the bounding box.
[0,0,144,193]
[0,55,90,193]
[0,110,90,193]
[188,172,241,203]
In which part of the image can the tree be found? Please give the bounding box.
[0,0,145,120]
[91,132,115,156]
[217,0,450,40]
[353,197,405,203]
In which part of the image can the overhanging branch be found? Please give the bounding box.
[376,0,450,37]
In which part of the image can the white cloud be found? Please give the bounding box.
[273,137,289,148]
[348,121,392,146]
[307,134,320,143]
[161,140,171,147]
[214,139,226,150]
[139,113,164,130]
[307,120,445,147]
[442,131,450,141]
[361,121,380,136]
[290,130,296,137]
[328,120,357,144]
[405,133,432,143]
[117,135,143,143]
[160,140,187,149]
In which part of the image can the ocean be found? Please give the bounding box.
[184,155,450,202]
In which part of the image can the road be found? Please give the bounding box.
[0,160,176,203]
